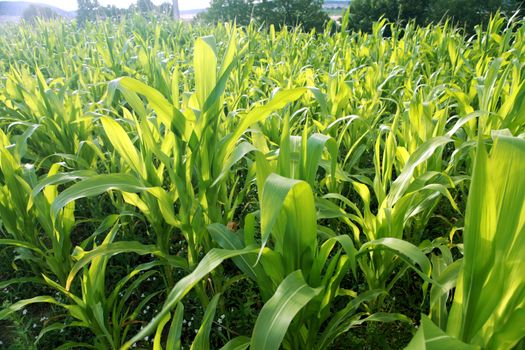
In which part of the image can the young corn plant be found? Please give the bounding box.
[0,215,183,349]
[199,129,414,348]
[1,64,96,164]
[27,30,318,343]
[0,128,81,284]
[407,134,525,349]
[111,172,407,350]
[329,127,458,303]
[46,30,316,287]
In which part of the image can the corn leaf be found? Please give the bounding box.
[219,336,250,350]
[190,293,221,350]
[50,174,148,218]
[446,135,525,348]
[121,246,258,350]
[406,316,478,350]
[250,270,321,350]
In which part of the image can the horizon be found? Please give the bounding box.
[0,0,211,12]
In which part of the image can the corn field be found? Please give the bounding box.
[0,12,525,350]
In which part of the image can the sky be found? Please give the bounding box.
[9,0,211,11]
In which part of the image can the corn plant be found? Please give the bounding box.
[0,215,182,349]
[110,173,407,349]
[407,134,525,349]
[0,128,81,284]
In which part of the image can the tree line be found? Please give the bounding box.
[348,0,525,32]
[26,0,525,32]
[201,0,525,32]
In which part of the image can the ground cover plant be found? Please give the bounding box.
[0,10,525,350]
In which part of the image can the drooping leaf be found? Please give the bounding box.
[66,241,187,290]
[51,174,147,218]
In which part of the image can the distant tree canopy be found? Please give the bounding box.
[201,0,255,26]
[429,0,523,28]
[200,0,329,31]
[76,1,175,22]
[348,0,525,32]
[77,0,100,23]
[137,0,155,12]
[22,5,60,22]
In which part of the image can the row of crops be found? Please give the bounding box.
[0,12,524,349]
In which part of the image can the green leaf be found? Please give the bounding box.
[223,88,308,161]
[211,142,258,187]
[153,313,171,350]
[387,136,451,206]
[35,322,85,345]
[190,293,221,350]
[51,174,147,218]
[53,342,97,349]
[100,116,147,179]
[429,259,462,319]
[358,237,432,280]
[31,170,98,197]
[166,303,185,350]
[0,296,62,320]
[194,36,217,110]
[446,135,525,348]
[406,315,479,350]
[316,289,386,348]
[208,223,259,281]
[303,133,338,186]
[66,241,187,290]
[209,222,276,300]
[121,246,258,350]
[109,76,186,136]
[0,277,43,289]
[219,336,250,350]
[259,174,317,273]
[250,270,321,350]
[0,239,44,255]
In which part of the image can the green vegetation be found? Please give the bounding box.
[200,0,329,31]
[348,0,524,31]
[0,10,525,350]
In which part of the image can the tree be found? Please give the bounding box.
[429,0,523,29]
[201,0,329,31]
[200,0,254,26]
[97,5,127,19]
[258,0,329,31]
[137,0,155,12]
[157,2,172,15]
[77,0,100,23]
[397,0,428,24]
[348,0,524,33]
[348,0,427,32]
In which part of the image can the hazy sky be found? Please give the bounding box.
[10,0,210,11]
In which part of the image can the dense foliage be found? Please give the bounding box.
[77,0,100,23]
[348,0,525,31]
[76,0,175,22]
[0,11,525,349]
[200,0,329,31]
